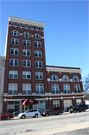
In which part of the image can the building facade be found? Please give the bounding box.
[0,56,6,113]
[3,16,84,114]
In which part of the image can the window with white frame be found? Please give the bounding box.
[34,51,42,57]
[23,40,30,46]
[17,23,20,26]
[62,75,69,81]
[23,49,31,56]
[38,27,42,30]
[35,72,43,80]
[63,84,70,93]
[51,75,58,81]
[23,71,31,79]
[23,32,30,38]
[35,61,42,68]
[76,99,82,105]
[34,34,41,39]
[53,100,60,107]
[10,48,19,55]
[33,26,36,29]
[36,84,44,94]
[73,76,79,81]
[28,25,31,29]
[23,84,31,94]
[23,60,31,67]
[11,22,15,25]
[22,24,26,27]
[51,84,59,94]
[12,30,19,36]
[74,84,81,93]
[9,84,18,94]
[9,71,18,79]
[10,59,18,66]
[11,38,19,45]
[34,41,41,48]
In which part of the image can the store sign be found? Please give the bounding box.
[8,105,14,109]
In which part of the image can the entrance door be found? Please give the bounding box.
[64,100,72,111]
[22,104,33,112]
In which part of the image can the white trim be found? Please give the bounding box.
[80,79,82,81]
[47,78,50,81]
[59,79,62,81]
[70,79,72,81]
[41,37,44,39]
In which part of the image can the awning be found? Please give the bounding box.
[22,98,38,105]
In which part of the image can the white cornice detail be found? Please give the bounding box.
[59,79,62,81]
[47,78,50,81]
[70,79,72,81]
[41,37,44,39]
[46,67,82,74]
[80,79,82,81]
[9,16,45,28]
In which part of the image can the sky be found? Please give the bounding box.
[0,0,89,79]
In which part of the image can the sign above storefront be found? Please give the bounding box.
[13,96,41,99]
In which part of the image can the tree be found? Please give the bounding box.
[83,74,89,100]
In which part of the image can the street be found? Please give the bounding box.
[0,110,89,135]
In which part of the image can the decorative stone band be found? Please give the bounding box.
[9,16,45,28]
[46,67,82,74]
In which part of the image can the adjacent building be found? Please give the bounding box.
[3,16,85,114]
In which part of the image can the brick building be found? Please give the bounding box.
[3,16,84,114]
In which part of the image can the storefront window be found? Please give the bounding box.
[53,100,60,107]
[33,100,45,113]
[76,99,82,105]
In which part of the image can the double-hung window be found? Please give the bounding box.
[23,40,30,46]
[74,84,81,93]
[35,51,42,57]
[10,59,18,66]
[23,71,31,79]
[9,84,18,94]
[35,72,43,80]
[34,41,41,48]
[11,38,19,45]
[51,84,59,94]
[36,84,44,94]
[11,22,15,25]
[23,60,31,67]
[35,61,42,68]
[9,71,18,79]
[33,26,36,29]
[38,27,42,30]
[28,25,31,29]
[34,34,41,39]
[23,49,31,56]
[10,48,19,55]
[23,84,31,94]
[12,30,19,36]
[23,32,30,38]
[63,84,70,93]
[73,76,79,81]
[17,23,20,26]
[23,24,26,27]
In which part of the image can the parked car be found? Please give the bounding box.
[0,112,14,120]
[18,109,40,119]
[41,107,63,116]
[70,104,87,113]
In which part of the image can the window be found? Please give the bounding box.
[23,32,30,38]
[33,26,36,29]
[34,34,41,39]
[12,30,19,36]
[10,48,19,55]
[63,84,70,94]
[51,84,59,94]
[9,71,18,79]
[76,99,82,105]
[17,23,20,26]
[35,51,42,57]
[35,61,42,68]
[23,84,31,94]
[36,84,44,94]
[11,22,15,25]
[23,71,31,79]
[51,75,58,81]
[38,27,42,30]
[23,40,30,46]
[23,24,26,27]
[62,75,69,81]
[11,38,19,45]
[34,41,41,48]
[74,84,81,93]
[23,60,31,67]
[53,100,60,107]
[9,84,18,94]
[23,50,31,56]
[28,25,31,28]
[35,72,43,80]
[10,59,18,66]
[73,76,79,81]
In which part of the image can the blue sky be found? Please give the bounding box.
[0,0,89,79]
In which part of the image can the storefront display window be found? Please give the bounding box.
[34,100,45,113]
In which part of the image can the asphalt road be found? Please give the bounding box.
[0,110,89,135]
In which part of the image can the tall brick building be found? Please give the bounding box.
[3,16,84,114]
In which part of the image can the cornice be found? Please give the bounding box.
[9,16,45,28]
[46,67,82,74]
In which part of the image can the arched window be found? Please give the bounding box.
[12,30,19,36]
[34,34,41,39]
[23,32,30,38]
[62,75,69,81]
[51,75,58,81]
[73,76,79,81]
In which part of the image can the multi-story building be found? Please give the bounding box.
[3,16,84,114]
[0,56,6,113]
